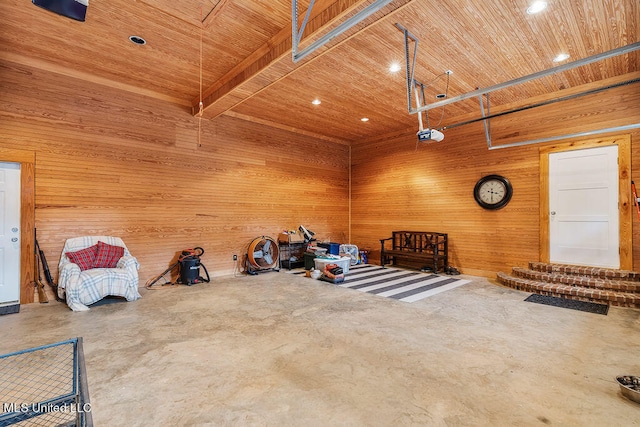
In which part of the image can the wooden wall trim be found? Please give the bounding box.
[0,148,36,304]
[0,52,191,108]
[539,134,632,269]
[222,111,351,145]
[539,149,550,263]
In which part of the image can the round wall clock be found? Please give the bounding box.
[474,174,513,210]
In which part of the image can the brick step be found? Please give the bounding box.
[511,267,640,293]
[496,272,640,309]
[528,262,640,282]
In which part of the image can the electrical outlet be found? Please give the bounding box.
[233,254,237,261]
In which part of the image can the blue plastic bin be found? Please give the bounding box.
[318,242,340,255]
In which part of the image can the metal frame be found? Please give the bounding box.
[478,93,491,148]
[449,77,640,149]
[400,24,420,114]
[0,337,93,426]
[487,123,640,150]
[441,77,640,132]
[397,24,640,148]
[292,0,395,63]
[400,37,640,114]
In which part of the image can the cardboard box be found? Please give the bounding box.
[278,231,305,243]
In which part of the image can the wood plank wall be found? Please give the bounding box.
[0,59,349,303]
[2,59,639,304]
[350,72,640,277]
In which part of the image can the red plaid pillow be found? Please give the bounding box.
[66,244,98,271]
[93,241,125,268]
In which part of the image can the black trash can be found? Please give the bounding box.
[304,252,317,270]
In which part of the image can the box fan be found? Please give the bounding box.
[339,244,359,265]
[246,236,279,274]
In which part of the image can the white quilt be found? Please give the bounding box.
[57,236,141,311]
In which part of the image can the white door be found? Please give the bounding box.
[0,162,21,305]
[549,145,619,268]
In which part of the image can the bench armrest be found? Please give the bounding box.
[380,237,394,267]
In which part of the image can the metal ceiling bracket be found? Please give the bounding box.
[475,79,640,149]
[478,94,492,149]
[487,123,640,150]
[292,0,315,62]
[292,0,396,63]
[394,25,640,150]
[414,41,640,114]
[396,23,419,113]
[437,77,640,148]
[397,23,639,116]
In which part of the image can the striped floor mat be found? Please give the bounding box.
[290,264,470,303]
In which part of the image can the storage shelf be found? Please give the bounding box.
[279,241,307,270]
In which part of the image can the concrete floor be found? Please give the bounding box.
[1,271,640,426]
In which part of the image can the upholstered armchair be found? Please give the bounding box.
[58,236,141,311]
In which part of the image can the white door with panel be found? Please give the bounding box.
[0,162,21,306]
[548,145,619,268]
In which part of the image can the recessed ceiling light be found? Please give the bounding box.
[311,99,321,105]
[361,117,369,122]
[129,35,146,45]
[526,1,547,14]
[389,62,401,73]
[553,53,570,62]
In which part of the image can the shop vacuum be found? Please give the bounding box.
[147,247,210,288]
[177,247,210,285]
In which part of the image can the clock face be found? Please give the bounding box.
[478,180,506,203]
[474,175,513,209]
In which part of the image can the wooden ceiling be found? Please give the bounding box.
[1,0,638,143]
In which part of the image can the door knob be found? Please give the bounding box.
[11,237,18,242]
[550,211,556,215]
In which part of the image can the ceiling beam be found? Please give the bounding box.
[193,0,413,117]
[202,0,231,28]
[222,111,352,145]
[192,0,350,115]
